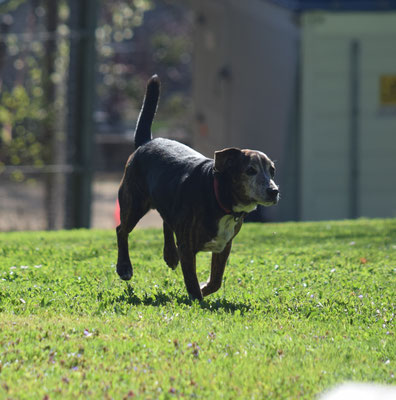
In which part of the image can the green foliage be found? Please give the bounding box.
[0,0,154,175]
[0,219,395,398]
[0,0,27,13]
[1,0,191,181]
[0,85,46,176]
[96,0,152,93]
[0,2,67,178]
[152,33,191,66]
[96,0,192,130]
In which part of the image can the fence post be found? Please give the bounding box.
[65,0,98,228]
[349,40,360,220]
[43,0,59,230]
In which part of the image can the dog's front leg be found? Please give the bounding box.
[200,242,232,297]
[178,245,202,301]
[163,221,179,270]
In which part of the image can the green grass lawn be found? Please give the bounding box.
[0,219,395,399]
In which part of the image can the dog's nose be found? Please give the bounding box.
[266,188,279,198]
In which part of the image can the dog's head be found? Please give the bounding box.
[214,147,279,213]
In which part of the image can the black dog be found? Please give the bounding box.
[116,75,279,300]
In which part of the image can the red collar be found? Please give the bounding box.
[214,176,232,214]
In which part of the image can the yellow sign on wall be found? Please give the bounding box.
[380,75,396,105]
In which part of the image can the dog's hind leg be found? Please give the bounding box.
[163,221,179,269]
[116,188,149,281]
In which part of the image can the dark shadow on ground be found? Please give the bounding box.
[116,283,252,314]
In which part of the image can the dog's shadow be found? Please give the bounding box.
[116,283,252,315]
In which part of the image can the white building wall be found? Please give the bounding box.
[300,12,396,220]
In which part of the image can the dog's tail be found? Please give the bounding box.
[134,75,160,149]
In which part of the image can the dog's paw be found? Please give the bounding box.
[188,290,203,302]
[188,294,203,302]
[200,281,220,297]
[116,262,133,281]
[163,249,179,270]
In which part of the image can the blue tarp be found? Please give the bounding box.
[269,0,396,11]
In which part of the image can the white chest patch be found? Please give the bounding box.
[202,215,238,253]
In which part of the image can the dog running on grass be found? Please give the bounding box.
[116,75,279,300]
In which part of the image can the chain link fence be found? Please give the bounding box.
[0,0,192,231]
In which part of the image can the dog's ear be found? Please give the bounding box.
[214,147,242,173]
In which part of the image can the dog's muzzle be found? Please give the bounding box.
[266,187,280,204]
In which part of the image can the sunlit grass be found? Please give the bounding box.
[0,219,395,398]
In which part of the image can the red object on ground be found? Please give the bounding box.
[114,198,120,226]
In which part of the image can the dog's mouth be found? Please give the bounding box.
[259,191,280,207]
[234,194,279,213]
[260,199,278,207]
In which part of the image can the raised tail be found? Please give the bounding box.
[134,75,160,149]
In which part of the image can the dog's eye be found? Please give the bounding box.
[246,167,257,176]
[269,166,275,178]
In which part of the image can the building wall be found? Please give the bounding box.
[300,12,396,220]
[192,0,299,221]
[192,2,396,221]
